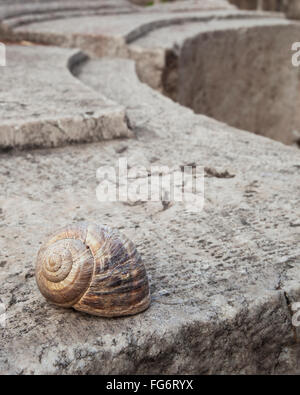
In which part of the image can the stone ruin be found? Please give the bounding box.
[0,0,300,374]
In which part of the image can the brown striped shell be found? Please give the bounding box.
[35,222,150,317]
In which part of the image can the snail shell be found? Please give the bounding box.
[35,222,150,317]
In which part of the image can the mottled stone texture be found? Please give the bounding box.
[0,0,300,375]
[176,21,300,145]
[130,0,234,7]
[1,53,300,374]
[0,46,131,150]
[130,17,300,146]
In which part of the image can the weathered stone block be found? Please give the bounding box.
[0,0,300,375]
[286,0,300,19]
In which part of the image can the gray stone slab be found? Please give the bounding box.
[0,0,233,38]
[0,3,265,51]
[286,0,300,19]
[9,10,253,40]
[0,0,137,21]
[0,55,300,374]
[1,2,291,148]
[230,0,287,11]
[0,45,131,149]
[0,1,138,41]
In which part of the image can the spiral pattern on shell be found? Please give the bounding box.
[35,222,151,317]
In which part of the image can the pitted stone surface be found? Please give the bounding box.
[0,0,300,375]
[0,0,254,53]
[9,10,256,45]
[2,1,294,146]
[130,17,300,145]
[0,55,300,374]
[0,45,131,149]
[230,0,287,12]
[2,6,284,108]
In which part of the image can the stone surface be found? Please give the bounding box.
[130,16,300,145]
[0,1,137,24]
[1,54,300,374]
[0,0,300,375]
[229,0,257,9]
[2,1,296,145]
[7,9,247,50]
[0,45,131,149]
[286,0,300,20]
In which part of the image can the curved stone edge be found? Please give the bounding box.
[74,56,300,374]
[0,8,279,46]
[1,10,286,92]
[0,5,299,374]
[0,48,133,151]
[0,56,300,374]
[128,18,300,145]
[0,109,132,151]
